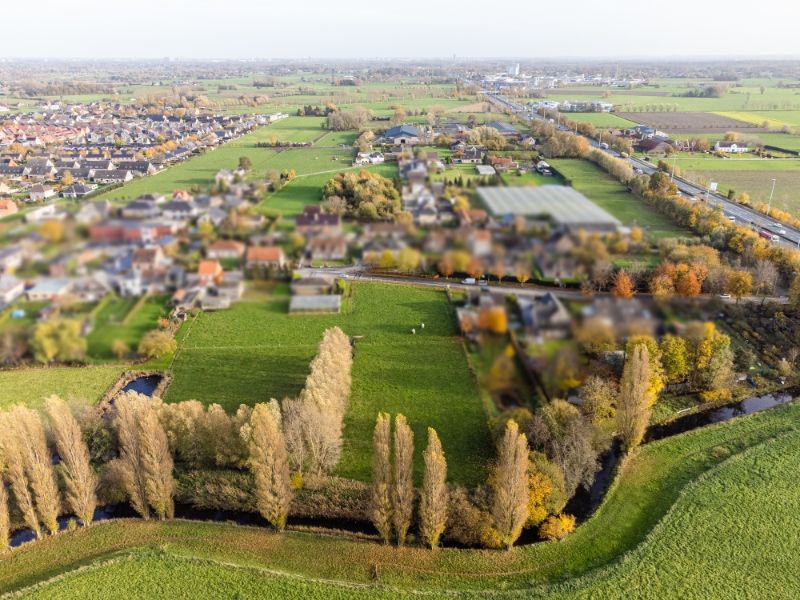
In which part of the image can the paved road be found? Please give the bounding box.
[484,93,800,249]
[296,266,788,305]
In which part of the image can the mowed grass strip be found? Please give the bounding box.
[4,401,800,598]
[165,283,491,485]
[548,159,688,239]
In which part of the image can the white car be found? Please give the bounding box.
[779,228,787,235]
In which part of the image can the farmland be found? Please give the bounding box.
[165,282,491,485]
[547,159,688,239]
[670,156,800,213]
[561,112,639,129]
[3,400,800,598]
[615,111,767,134]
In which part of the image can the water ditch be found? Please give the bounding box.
[8,389,795,549]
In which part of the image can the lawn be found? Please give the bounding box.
[0,365,124,409]
[261,162,398,217]
[86,295,170,360]
[165,282,491,485]
[547,159,689,239]
[4,400,800,598]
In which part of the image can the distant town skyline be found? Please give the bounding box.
[2,0,799,60]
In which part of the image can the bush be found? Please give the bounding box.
[138,330,177,359]
[539,513,576,540]
[444,485,501,548]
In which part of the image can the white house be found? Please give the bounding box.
[714,141,750,154]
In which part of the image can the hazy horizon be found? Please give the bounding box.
[2,0,799,61]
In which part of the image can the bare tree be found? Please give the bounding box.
[248,403,292,530]
[12,407,60,535]
[617,344,652,452]
[370,413,393,543]
[491,420,529,550]
[419,427,448,549]
[392,414,414,546]
[45,396,97,525]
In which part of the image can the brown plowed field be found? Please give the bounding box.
[616,111,770,134]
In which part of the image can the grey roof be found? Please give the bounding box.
[477,186,621,228]
[289,295,342,313]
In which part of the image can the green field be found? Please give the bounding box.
[548,159,689,238]
[0,365,123,409]
[96,117,331,201]
[86,295,169,360]
[165,282,491,485]
[4,400,800,598]
[671,156,800,214]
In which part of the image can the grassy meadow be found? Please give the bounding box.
[0,365,124,409]
[548,159,689,238]
[165,282,491,485]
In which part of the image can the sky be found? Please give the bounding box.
[2,0,800,60]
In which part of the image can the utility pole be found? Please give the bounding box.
[768,178,777,211]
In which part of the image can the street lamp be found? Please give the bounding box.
[768,178,777,211]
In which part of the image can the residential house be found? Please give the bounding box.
[308,235,348,261]
[246,246,285,269]
[0,275,24,306]
[295,205,341,236]
[488,156,517,172]
[714,140,750,154]
[206,239,245,260]
[122,199,159,220]
[162,200,197,221]
[518,293,571,340]
[92,169,133,184]
[75,200,111,225]
[29,184,55,202]
[198,260,224,286]
[61,183,98,198]
[0,247,25,273]
[452,145,484,164]
[27,278,72,301]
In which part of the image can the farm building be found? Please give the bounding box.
[289,294,342,314]
[477,186,621,233]
[475,165,497,176]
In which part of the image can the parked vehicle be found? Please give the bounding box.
[462,277,476,285]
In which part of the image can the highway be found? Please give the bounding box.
[484,92,800,249]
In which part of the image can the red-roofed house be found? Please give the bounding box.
[246,246,285,269]
[198,260,224,286]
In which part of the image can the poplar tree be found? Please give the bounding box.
[0,412,40,537]
[491,420,530,550]
[45,396,98,525]
[115,392,151,519]
[419,428,448,549]
[392,414,414,546]
[0,457,10,550]
[369,413,393,543]
[249,403,292,530]
[140,405,175,520]
[12,407,60,535]
[617,344,653,452]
